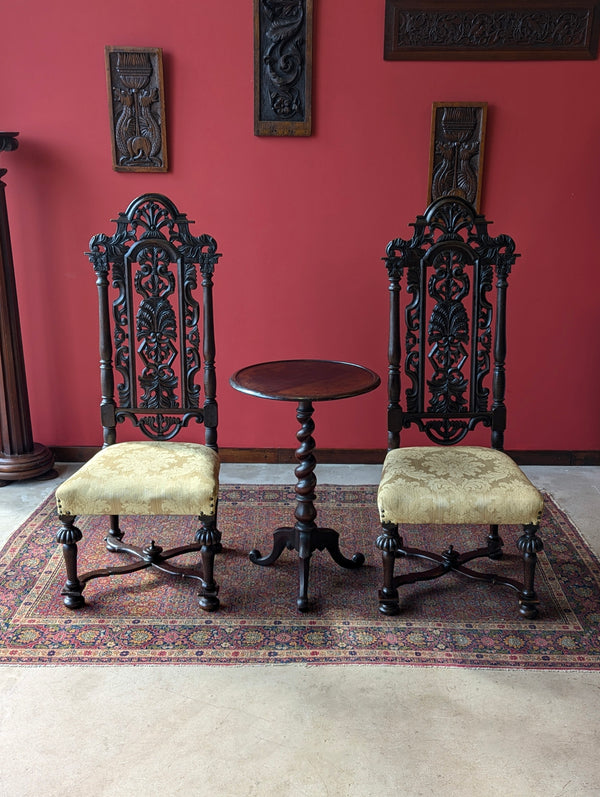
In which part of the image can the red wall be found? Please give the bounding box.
[2,2,600,452]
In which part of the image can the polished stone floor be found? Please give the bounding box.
[0,464,599,796]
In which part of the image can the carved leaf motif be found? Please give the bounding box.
[429,300,469,344]
[137,297,178,409]
[428,299,469,414]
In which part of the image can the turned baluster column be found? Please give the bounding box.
[0,132,54,483]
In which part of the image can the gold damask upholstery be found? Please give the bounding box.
[378,447,543,527]
[56,442,219,517]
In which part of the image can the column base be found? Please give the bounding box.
[0,443,55,484]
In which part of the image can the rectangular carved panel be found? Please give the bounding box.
[254,0,313,136]
[105,46,168,172]
[428,102,487,211]
[384,1,600,60]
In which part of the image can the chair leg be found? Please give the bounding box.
[57,514,85,609]
[517,523,543,619]
[376,522,401,615]
[195,517,221,612]
[106,514,123,548]
[487,524,503,560]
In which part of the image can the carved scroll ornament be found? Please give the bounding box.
[384,1,600,60]
[254,0,313,136]
[105,47,168,172]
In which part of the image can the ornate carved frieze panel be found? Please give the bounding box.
[105,47,168,172]
[428,102,487,210]
[384,1,600,60]
[254,0,313,136]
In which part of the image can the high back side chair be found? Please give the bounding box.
[376,196,544,619]
[55,193,223,612]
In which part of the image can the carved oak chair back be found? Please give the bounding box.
[385,195,513,451]
[55,193,224,612]
[376,196,544,619]
[91,193,220,447]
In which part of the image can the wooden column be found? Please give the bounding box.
[0,132,54,483]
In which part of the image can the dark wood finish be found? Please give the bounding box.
[428,102,487,211]
[377,196,543,617]
[0,133,54,485]
[231,359,380,401]
[88,194,221,447]
[230,359,380,611]
[57,194,222,611]
[384,197,519,449]
[254,0,313,136]
[384,0,600,60]
[105,47,168,172]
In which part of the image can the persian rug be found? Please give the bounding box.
[1,485,600,668]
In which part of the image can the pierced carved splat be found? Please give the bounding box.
[384,196,518,447]
[86,194,221,443]
[135,248,179,410]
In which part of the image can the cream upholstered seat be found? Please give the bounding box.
[378,446,543,527]
[376,197,544,619]
[55,194,223,613]
[56,442,219,517]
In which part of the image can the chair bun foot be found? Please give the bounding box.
[199,593,220,612]
[63,593,85,610]
[297,596,310,612]
[378,590,400,615]
[519,601,538,620]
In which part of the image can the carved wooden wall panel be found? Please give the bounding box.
[428,102,487,211]
[254,0,313,136]
[384,1,600,60]
[105,47,168,172]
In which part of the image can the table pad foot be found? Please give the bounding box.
[249,528,292,566]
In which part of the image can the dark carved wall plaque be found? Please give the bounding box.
[384,1,600,60]
[105,46,168,172]
[254,0,313,136]
[428,102,487,211]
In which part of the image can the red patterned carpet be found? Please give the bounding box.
[1,485,600,667]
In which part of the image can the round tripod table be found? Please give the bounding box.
[230,359,380,611]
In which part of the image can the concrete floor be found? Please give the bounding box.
[0,464,599,796]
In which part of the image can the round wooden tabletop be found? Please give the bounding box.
[230,359,380,402]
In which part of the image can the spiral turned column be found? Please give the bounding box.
[0,132,54,483]
[293,399,317,531]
